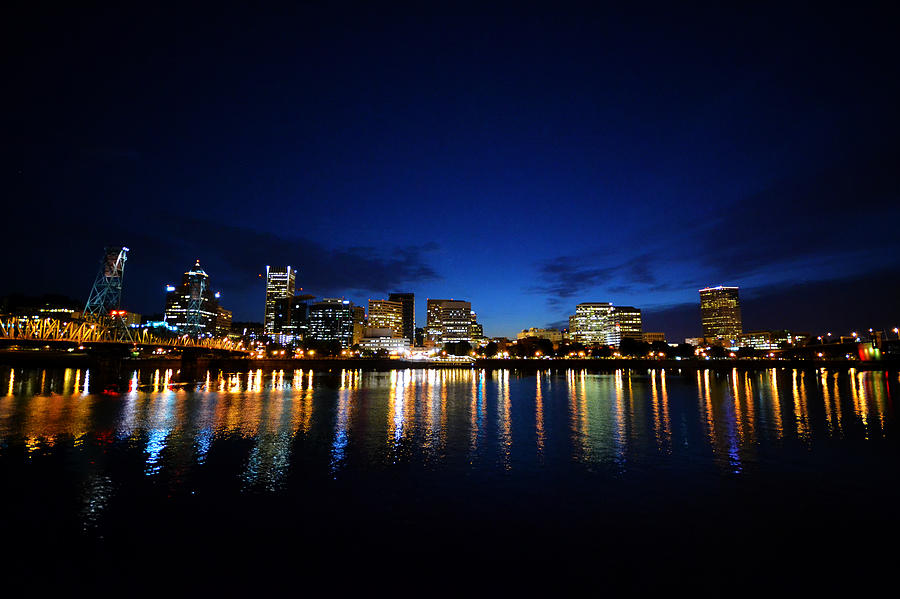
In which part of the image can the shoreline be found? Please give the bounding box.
[1,350,897,373]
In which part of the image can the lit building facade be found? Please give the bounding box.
[425,299,444,342]
[642,332,666,344]
[368,299,404,338]
[264,266,296,336]
[740,330,806,350]
[611,306,642,346]
[388,292,415,346]
[359,327,411,353]
[426,299,473,344]
[308,298,355,348]
[470,320,484,342]
[352,305,366,345]
[215,306,232,337]
[163,260,223,336]
[568,303,642,347]
[0,295,82,321]
[517,328,563,343]
[699,286,742,341]
[568,302,614,345]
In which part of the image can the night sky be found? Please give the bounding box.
[8,4,899,340]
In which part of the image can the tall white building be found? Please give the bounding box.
[264,265,296,336]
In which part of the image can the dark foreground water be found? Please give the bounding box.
[1,366,897,589]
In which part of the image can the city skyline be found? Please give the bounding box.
[7,5,899,341]
[1,250,898,343]
[6,4,900,584]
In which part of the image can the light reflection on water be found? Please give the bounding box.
[0,366,897,535]
[2,367,896,457]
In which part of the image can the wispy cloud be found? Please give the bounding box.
[531,252,658,308]
[163,218,442,297]
[695,147,900,280]
[532,144,900,316]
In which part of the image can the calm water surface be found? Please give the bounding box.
[2,366,897,584]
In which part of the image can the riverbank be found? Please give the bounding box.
[2,349,897,374]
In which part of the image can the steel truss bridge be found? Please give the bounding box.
[0,317,247,353]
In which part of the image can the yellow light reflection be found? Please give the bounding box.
[536,370,545,457]
[850,370,869,437]
[768,369,784,440]
[660,369,671,450]
[613,369,626,466]
[699,369,719,456]
[498,369,511,470]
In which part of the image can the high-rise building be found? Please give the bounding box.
[425,299,473,345]
[308,298,355,348]
[567,302,642,347]
[611,306,642,346]
[368,299,404,338]
[215,306,232,337]
[425,300,444,342]
[352,305,366,345]
[272,294,315,344]
[164,260,223,336]
[568,302,614,345]
[264,266,296,336]
[699,286,742,341]
[388,292,415,346]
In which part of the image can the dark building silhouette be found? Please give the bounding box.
[388,292,415,346]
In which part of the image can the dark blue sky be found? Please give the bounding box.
[7,4,899,340]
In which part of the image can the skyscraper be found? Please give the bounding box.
[272,294,314,344]
[368,299,404,338]
[308,298,355,348]
[567,302,641,347]
[699,286,742,341]
[164,260,223,336]
[568,302,614,345]
[425,299,473,345]
[264,266,296,336]
[215,305,232,337]
[388,292,415,346]
[611,306,642,346]
[351,305,366,346]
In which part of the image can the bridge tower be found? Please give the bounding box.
[84,246,132,340]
